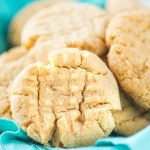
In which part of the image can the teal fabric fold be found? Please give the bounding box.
[0,118,150,150]
[78,0,106,8]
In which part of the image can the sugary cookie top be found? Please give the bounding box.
[11,48,120,147]
[0,47,27,62]
[113,91,150,136]
[0,47,27,118]
[9,0,66,46]
[0,47,28,86]
[106,0,143,16]
[106,11,150,48]
[21,2,108,56]
[107,11,150,109]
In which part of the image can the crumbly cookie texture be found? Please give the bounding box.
[107,11,150,110]
[0,47,28,118]
[113,91,150,136]
[21,2,108,56]
[0,43,54,119]
[0,38,71,119]
[11,48,120,147]
[106,0,144,16]
[9,0,65,46]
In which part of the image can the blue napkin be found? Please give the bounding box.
[0,118,150,150]
[79,0,106,8]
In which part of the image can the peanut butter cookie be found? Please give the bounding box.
[0,38,70,118]
[113,91,150,136]
[0,47,28,118]
[21,2,108,56]
[107,11,150,110]
[11,48,120,147]
[9,0,65,46]
[106,0,144,16]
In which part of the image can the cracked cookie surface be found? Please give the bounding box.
[113,91,150,136]
[21,2,108,56]
[0,47,28,118]
[9,0,65,46]
[0,44,52,118]
[0,38,72,118]
[0,35,69,118]
[11,48,120,147]
[107,11,150,110]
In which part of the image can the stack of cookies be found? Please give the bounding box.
[0,0,149,148]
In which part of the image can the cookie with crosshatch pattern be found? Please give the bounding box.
[11,48,120,147]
